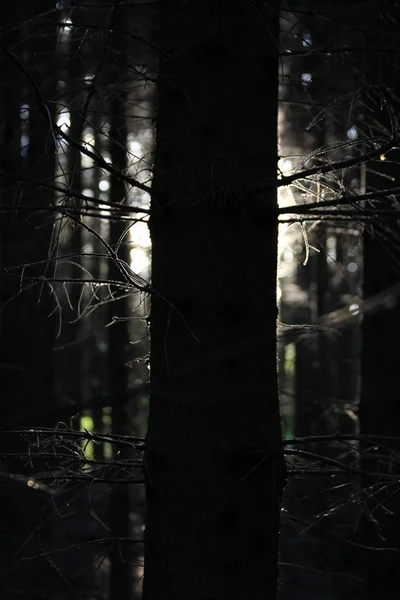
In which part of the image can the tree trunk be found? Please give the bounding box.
[360,230,400,598]
[359,7,400,595]
[0,1,57,439]
[143,2,286,599]
[107,98,134,600]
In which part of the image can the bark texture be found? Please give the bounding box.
[360,221,400,598]
[144,2,285,599]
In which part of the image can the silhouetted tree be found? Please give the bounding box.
[359,3,400,594]
[144,2,286,599]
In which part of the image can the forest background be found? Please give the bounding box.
[1,1,400,599]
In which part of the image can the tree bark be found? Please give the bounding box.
[0,1,57,437]
[143,2,286,599]
[358,6,400,595]
[107,97,134,600]
[360,230,400,598]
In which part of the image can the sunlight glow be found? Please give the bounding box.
[278,157,292,175]
[142,129,153,141]
[126,126,154,280]
[81,154,93,168]
[83,131,95,146]
[327,236,337,264]
[27,479,40,489]
[128,139,142,157]
[99,180,110,192]
[139,192,151,207]
[62,17,73,32]
[283,249,294,263]
[302,31,312,47]
[131,221,151,248]
[130,247,150,274]
[56,2,71,10]
[81,130,95,166]
[349,303,360,315]
[20,104,29,120]
[348,262,358,273]
[301,73,312,86]
[20,134,29,157]
[347,126,358,140]
[277,157,298,286]
[56,109,70,130]
[58,16,73,38]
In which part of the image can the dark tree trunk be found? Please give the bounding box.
[107,99,134,600]
[358,6,400,596]
[143,2,286,599]
[360,232,400,598]
[0,2,57,441]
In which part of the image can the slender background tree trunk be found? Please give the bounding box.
[0,1,57,450]
[107,97,134,600]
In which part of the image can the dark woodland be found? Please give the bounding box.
[1,1,400,599]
